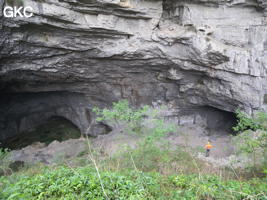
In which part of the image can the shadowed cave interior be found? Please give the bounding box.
[1,116,81,150]
[0,90,238,150]
[201,106,238,135]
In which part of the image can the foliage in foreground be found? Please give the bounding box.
[232,110,267,169]
[1,166,267,200]
[233,110,267,133]
[1,104,267,199]
[0,147,10,175]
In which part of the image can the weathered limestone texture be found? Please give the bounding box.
[0,0,266,141]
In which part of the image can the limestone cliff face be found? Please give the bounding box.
[0,0,266,141]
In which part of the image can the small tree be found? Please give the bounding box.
[93,100,177,142]
[233,130,267,168]
[93,101,178,172]
[93,100,149,133]
[232,110,264,133]
[232,110,267,170]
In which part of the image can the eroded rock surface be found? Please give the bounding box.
[0,0,266,141]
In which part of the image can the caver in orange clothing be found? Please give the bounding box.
[205,141,213,157]
[205,142,213,150]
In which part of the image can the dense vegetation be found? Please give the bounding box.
[1,102,267,199]
[1,166,267,200]
[233,110,267,133]
[233,110,267,170]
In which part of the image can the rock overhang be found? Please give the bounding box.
[0,0,266,140]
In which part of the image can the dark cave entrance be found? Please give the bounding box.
[202,106,238,136]
[1,116,81,150]
[0,90,91,150]
[179,105,238,136]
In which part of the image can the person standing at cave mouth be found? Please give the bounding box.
[205,140,213,157]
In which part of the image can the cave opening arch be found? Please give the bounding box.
[2,116,82,150]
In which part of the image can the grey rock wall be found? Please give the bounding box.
[0,0,266,141]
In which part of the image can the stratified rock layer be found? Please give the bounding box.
[0,0,266,141]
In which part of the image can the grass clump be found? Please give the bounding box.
[1,166,266,200]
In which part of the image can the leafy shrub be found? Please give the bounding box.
[0,147,9,161]
[234,130,267,154]
[0,147,11,175]
[93,101,179,173]
[256,112,267,129]
[93,100,177,139]
[233,110,267,133]
[233,110,267,169]
[1,166,267,200]
[0,166,158,200]
[233,130,267,169]
[93,100,149,132]
[169,174,267,199]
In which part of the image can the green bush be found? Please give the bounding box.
[93,100,178,173]
[93,100,177,142]
[0,166,158,200]
[232,110,267,169]
[0,147,11,176]
[93,100,149,133]
[1,166,267,200]
[169,174,267,199]
[0,147,9,161]
[233,110,267,133]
